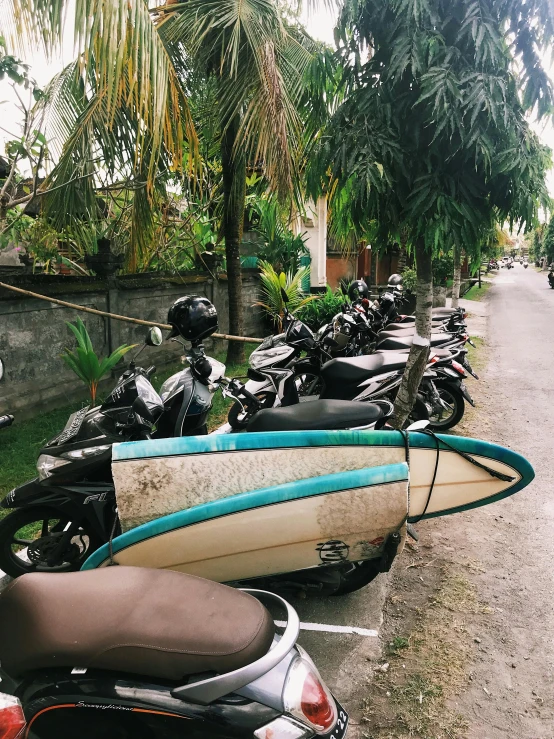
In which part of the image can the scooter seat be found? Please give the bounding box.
[377,334,455,351]
[246,399,384,433]
[0,567,274,681]
[385,320,450,331]
[321,354,409,385]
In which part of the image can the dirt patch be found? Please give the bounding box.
[360,274,554,739]
[360,548,490,739]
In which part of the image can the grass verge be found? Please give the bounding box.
[362,562,488,739]
[466,336,486,375]
[463,281,492,302]
[0,347,252,513]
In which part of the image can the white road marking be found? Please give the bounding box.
[274,620,379,637]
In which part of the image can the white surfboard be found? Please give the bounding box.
[82,430,533,581]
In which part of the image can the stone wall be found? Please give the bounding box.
[0,271,264,417]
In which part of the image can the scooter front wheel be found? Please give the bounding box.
[0,506,102,578]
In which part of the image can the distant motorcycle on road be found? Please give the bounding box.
[548,267,554,288]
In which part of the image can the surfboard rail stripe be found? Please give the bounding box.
[82,462,409,570]
[111,430,533,481]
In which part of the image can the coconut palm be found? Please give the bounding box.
[3,0,320,364]
[157,1,318,362]
[3,0,197,270]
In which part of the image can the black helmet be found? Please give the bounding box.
[348,279,369,301]
[388,273,403,287]
[167,296,218,343]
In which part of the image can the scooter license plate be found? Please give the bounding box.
[329,701,349,739]
[55,406,89,445]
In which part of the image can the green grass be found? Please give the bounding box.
[0,345,253,514]
[463,280,492,302]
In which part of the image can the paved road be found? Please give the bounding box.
[419,265,554,737]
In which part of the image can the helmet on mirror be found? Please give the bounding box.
[167,296,218,343]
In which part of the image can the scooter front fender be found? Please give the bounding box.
[1,478,55,509]
[243,378,277,398]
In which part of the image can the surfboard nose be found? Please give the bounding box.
[406,431,535,521]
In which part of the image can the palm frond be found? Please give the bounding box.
[256,259,316,329]
[5,0,197,194]
[157,0,313,198]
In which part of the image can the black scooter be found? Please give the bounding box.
[0,562,348,739]
[0,329,235,578]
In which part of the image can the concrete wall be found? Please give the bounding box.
[0,271,264,416]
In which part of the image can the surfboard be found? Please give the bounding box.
[81,430,534,581]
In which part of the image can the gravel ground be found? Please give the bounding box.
[368,263,554,738]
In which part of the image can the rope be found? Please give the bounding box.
[403,427,515,527]
[0,281,264,344]
[107,509,120,567]
[421,429,515,483]
[410,431,440,524]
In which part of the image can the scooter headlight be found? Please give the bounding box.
[250,346,293,370]
[62,445,111,461]
[37,454,70,481]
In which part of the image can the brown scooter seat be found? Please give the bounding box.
[0,567,274,681]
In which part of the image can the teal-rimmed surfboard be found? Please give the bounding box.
[82,430,534,581]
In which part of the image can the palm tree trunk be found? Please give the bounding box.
[451,238,462,309]
[392,241,433,428]
[221,116,246,365]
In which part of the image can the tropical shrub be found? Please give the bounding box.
[432,254,454,286]
[297,287,348,330]
[401,267,417,294]
[252,199,309,274]
[256,261,316,331]
[61,319,135,404]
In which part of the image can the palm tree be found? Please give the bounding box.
[3,0,317,364]
[3,0,197,270]
[157,1,316,362]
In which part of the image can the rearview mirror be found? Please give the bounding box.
[146,327,163,347]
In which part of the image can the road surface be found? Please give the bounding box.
[418,264,554,737]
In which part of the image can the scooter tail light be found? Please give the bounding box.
[0,694,26,739]
[451,361,466,376]
[283,655,338,734]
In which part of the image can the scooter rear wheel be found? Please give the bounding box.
[227,392,276,430]
[427,381,465,430]
[332,560,381,595]
[0,506,102,578]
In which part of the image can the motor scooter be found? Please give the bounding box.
[548,266,554,288]
[0,560,347,739]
